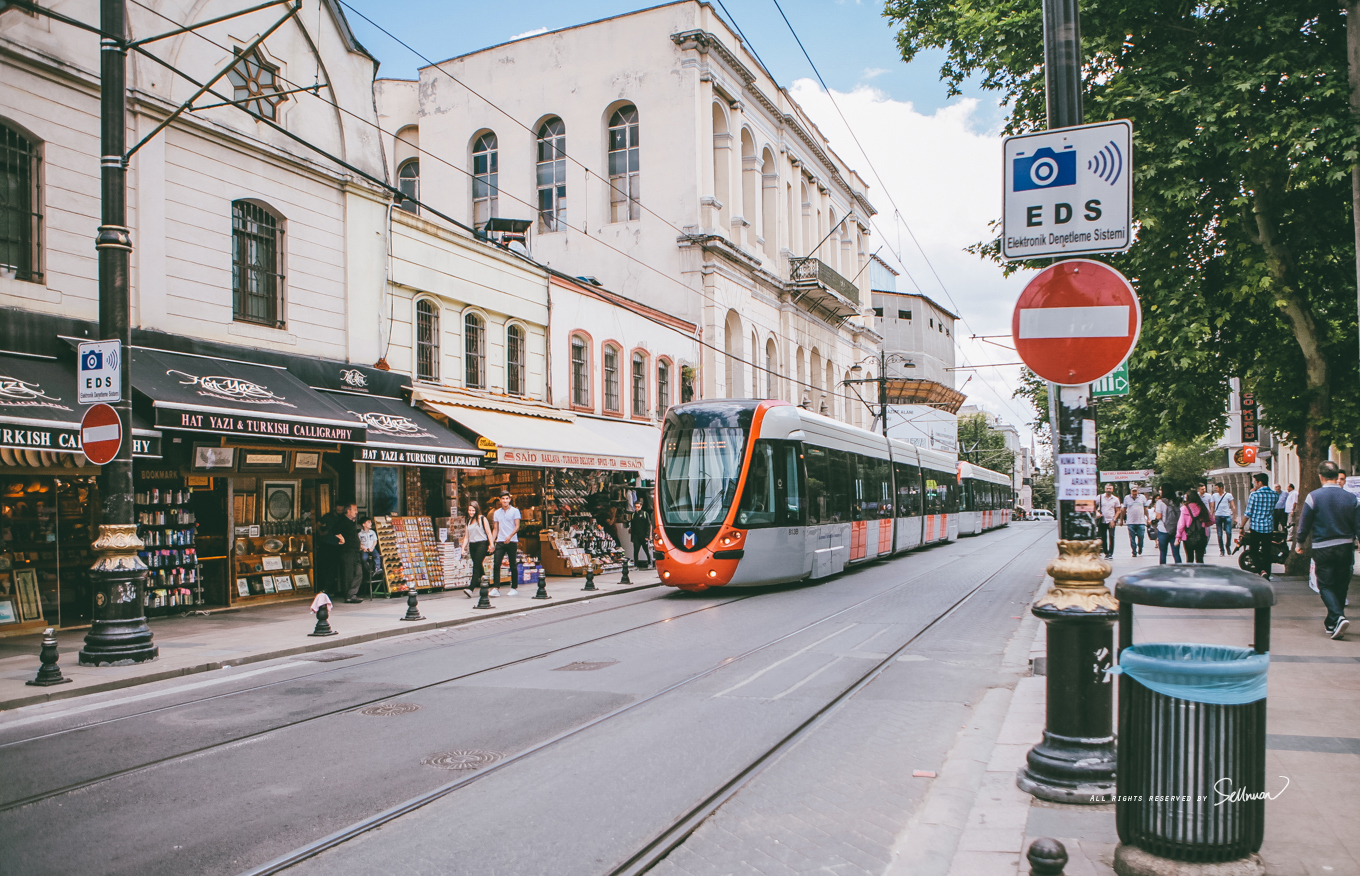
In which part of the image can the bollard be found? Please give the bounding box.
[309,602,338,637]
[620,557,631,585]
[26,628,74,687]
[582,567,597,591]
[532,565,550,600]
[473,579,494,610]
[1027,838,1068,876]
[399,588,425,621]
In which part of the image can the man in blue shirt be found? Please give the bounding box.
[1296,461,1360,639]
[1242,473,1278,580]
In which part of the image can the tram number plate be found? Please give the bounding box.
[788,528,799,535]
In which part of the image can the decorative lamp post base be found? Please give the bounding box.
[79,525,158,666]
[1113,845,1264,876]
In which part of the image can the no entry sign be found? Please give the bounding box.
[1011,259,1140,386]
[80,403,123,465]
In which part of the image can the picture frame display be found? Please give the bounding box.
[236,578,250,598]
[262,481,297,522]
[193,445,235,471]
[261,555,284,572]
[274,574,294,592]
[0,598,18,625]
[294,451,322,472]
[241,451,289,472]
[13,569,41,622]
[262,576,277,594]
[292,573,311,590]
[318,483,331,517]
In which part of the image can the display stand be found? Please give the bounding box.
[372,516,446,596]
[135,487,203,614]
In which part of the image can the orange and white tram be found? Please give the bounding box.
[957,461,1015,537]
[652,399,1010,591]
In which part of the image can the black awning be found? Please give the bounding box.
[134,349,366,444]
[331,393,484,468]
[0,353,161,457]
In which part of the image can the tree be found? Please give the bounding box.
[1152,440,1220,494]
[1030,461,1055,510]
[958,411,1018,475]
[1014,367,1161,472]
[888,0,1359,509]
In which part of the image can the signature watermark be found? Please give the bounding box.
[1088,777,1289,805]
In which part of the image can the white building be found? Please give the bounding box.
[374,0,881,425]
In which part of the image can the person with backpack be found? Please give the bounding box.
[1176,488,1214,563]
[1154,487,1183,564]
[1295,460,1360,639]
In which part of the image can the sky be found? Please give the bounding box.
[341,0,1040,445]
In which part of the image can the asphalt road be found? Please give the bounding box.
[0,522,1055,876]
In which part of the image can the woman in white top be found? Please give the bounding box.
[461,500,492,597]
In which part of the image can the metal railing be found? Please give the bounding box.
[789,257,859,306]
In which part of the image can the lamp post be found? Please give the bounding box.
[844,352,916,437]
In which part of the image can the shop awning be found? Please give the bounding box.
[133,348,366,444]
[422,401,643,472]
[575,416,662,479]
[0,353,161,460]
[324,392,485,468]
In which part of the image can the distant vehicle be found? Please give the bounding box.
[1029,508,1056,521]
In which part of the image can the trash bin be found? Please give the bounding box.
[1110,566,1274,864]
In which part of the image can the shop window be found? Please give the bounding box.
[631,350,646,417]
[370,466,402,517]
[570,334,589,407]
[506,323,526,396]
[397,159,419,214]
[537,117,566,232]
[464,311,486,389]
[607,105,639,222]
[231,200,283,327]
[415,298,439,382]
[472,132,498,228]
[602,344,620,413]
[656,360,670,419]
[1,120,42,283]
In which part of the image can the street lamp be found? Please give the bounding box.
[842,352,916,437]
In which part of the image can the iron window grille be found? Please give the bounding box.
[608,106,639,222]
[603,345,620,412]
[536,118,566,232]
[656,361,670,420]
[232,200,283,326]
[506,323,525,396]
[397,159,419,214]
[226,49,287,121]
[464,312,486,389]
[472,132,498,228]
[0,122,41,283]
[416,298,439,382]
[631,351,646,416]
[571,335,589,407]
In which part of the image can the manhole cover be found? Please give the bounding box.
[422,750,503,770]
[358,702,422,717]
[299,651,362,663]
[553,659,619,672]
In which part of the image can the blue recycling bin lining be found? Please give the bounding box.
[1106,643,1268,705]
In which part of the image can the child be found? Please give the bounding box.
[358,516,381,592]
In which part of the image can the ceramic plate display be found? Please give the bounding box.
[262,538,284,553]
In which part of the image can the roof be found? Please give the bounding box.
[871,289,960,322]
[549,272,698,334]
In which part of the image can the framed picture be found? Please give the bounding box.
[318,483,331,517]
[0,598,17,625]
[261,555,284,572]
[262,481,297,522]
[13,569,41,622]
[262,576,277,594]
[186,475,212,489]
[294,451,322,473]
[274,574,294,592]
[0,572,11,597]
[240,451,289,472]
[193,445,235,471]
[293,573,311,590]
[248,525,261,538]
[236,578,250,597]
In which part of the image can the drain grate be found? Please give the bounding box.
[553,659,619,672]
[358,701,422,717]
[422,750,503,770]
[299,651,362,663]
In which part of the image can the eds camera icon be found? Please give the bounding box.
[1013,146,1076,191]
[81,350,102,371]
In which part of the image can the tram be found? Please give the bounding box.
[956,461,1015,537]
[653,399,1011,591]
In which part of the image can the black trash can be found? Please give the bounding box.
[1112,566,1274,864]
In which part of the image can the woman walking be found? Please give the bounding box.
[1176,488,1214,564]
[1154,488,1183,564]
[461,500,492,597]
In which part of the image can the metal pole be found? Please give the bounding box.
[1016,0,1116,804]
[81,0,157,665]
[878,350,889,438]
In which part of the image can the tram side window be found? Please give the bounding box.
[923,477,940,515]
[827,449,851,523]
[878,458,894,519]
[784,443,803,523]
[942,472,961,514]
[806,445,830,525]
[850,454,867,522]
[895,463,920,517]
[736,441,778,527]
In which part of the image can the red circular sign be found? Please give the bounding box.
[80,403,123,466]
[1011,259,1141,385]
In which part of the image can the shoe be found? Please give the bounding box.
[490,588,499,597]
[507,588,519,596]
[463,587,474,598]
[1332,617,1349,640]
[345,598,363,604]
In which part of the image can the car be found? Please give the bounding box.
[1029,509,1055,521]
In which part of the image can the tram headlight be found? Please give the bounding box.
[718,529,747,548]
[708,570,718,578]
[663,570,671,579]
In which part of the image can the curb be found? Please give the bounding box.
[1,580,662,713]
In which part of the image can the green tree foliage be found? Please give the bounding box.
[958,411,1018,474]
[1152,440,1221,494]
[1014,367,1158,471]
[1030,461,1056,510]
[888,0,1359,497]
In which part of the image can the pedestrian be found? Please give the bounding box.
[315,505,341,596]
[1123,485,1149,557]
[460,500,491,597]
[1154,488,1183,565]
[335,503,363,603]
[1208,482,1236,556]
[1242,473,1279,580]
[629,499,652,569]
[358,516,380,597]
[1097,483,1121,559]
[1285,483,1300,549]
[492,491,522,596]
[1295,460,1360,639]
[1274,484,1292,531]
[1177,488,1213,564]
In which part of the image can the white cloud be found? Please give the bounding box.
[861,67,890,80]
[509,26,549,40]
[788,79,1041,442]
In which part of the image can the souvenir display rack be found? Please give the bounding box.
[135,487,204,615]
[373,515,446,595]
[539,516,624,575]
[231,515,313,603]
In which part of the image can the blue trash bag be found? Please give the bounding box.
[1106,642,1268,706]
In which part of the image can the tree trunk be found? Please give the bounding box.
[1348,1,1360,369]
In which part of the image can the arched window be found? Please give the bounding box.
[657,359,671,419]
[506,323,525,395]
[608,106,639,222]
[472,132,498,228]
[536,118,567,232]
[751,331,760,397]
[765,338,777,399]
[464,312,486,389]
[397,159,419,214]
[711,103,730,231]
[761,148,777,264]
[631,351,647,416]
[227,49,286,120]
[231,200,283,326]
[1,121,41,283]
[602,344,621,413]
[415,298,439,382]
[723,310,742,399]
[570,334,590,407]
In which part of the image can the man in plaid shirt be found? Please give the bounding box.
[1243,472,1279,579]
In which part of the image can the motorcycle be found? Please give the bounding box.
[1236,530,1289,573]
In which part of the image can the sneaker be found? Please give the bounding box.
[1332,618,1349,640]
[507,588,519,596]
[489,588,499,597]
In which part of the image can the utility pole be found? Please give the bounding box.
[877,350,888,438]
[81,0,157,665]
[1015,0,1117,803]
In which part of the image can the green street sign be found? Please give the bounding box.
[1092,362,1129,398]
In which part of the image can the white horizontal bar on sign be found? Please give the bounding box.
[1017,306,1129,339]
[83,424,121,443]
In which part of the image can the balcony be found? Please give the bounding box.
[789,257,860,321]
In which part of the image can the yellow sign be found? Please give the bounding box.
[476,436,497,451]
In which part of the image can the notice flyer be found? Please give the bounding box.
[1057,453,1099,500]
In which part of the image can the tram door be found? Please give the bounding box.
[734,440,807,583]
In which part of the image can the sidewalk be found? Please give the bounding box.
[898,539,1360,876]
[0,567,661,712]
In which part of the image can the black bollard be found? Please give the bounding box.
[27,628,73,687]
[309,602,338,637]
[399,588,425,621]
[532,564,550,600]
[473,579,494,610]
[582,566,597,591]
[1027,838,1068,876]
[619,557,631,585]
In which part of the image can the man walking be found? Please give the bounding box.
[1242,473,1278,580]
[1274,484,1292,531]
[1097,483,1120,559]
[1123,485,1149,557]
[1209,483,1236,556]
[629,499,652,569]
[1285,483,1300,548]
[1295,461,1360,639]
[335,503,363,603]
[492,491,522,596]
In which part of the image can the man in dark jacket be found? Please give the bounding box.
[315,508,340,596]
[1296,460,1360,639]
[334,503,363,603]
[629,500,652,569]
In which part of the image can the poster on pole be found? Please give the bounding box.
[1057,453,1098,500]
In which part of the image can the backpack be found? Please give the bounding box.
[1185,506,1209,547]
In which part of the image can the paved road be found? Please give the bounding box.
[0,523,1055,876]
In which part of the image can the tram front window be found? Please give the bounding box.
[659,425,747,528]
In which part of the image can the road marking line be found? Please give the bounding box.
[770,656,844,701]
[713,624,857,698]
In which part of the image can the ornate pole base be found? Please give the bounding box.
[80,525,158,666]
[1018,539,1117,804]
